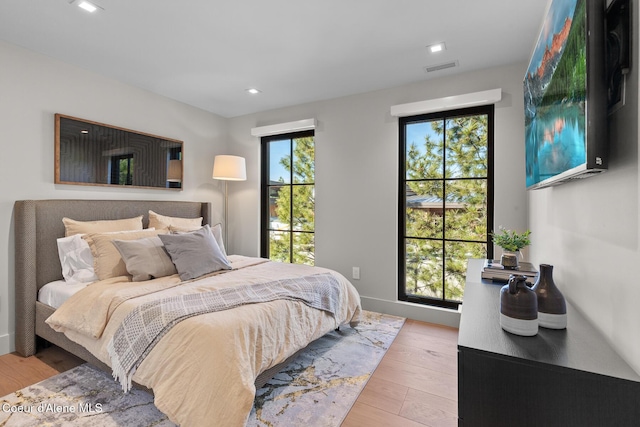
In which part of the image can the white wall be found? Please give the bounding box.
[529,4,640,374]
[0,41,228,356]
[228,62,529,327]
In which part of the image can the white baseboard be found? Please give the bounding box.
[0,333,14,356]
[360,296,461,328]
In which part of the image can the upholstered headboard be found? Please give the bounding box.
[14,199,211,356]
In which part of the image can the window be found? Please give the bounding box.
[261,130,315,265]
[167,147,182,189]
[110,154,134,185]
[399,105,494,309]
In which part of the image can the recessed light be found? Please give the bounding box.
[80,130,89,134]
[69,0,102,13]
[427,42,446,53]
[78,1,97,12]
[246,88,261,95]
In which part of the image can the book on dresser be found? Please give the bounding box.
[481,259,538,284]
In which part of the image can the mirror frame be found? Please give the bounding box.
[55,114,183,190]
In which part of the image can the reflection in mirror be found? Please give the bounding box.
[55,114,183,190]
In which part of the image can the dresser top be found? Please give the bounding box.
[458,259,640,383]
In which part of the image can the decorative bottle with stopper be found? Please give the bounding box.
[500,275,538,336]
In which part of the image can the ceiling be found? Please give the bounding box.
[0,0,549,118]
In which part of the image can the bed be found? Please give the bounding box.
[14,199,361,426]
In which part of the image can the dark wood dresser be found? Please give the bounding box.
[457,259,640,426]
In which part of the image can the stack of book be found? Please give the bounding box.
[481,259,538,284]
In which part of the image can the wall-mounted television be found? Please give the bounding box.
[524,0,608,190]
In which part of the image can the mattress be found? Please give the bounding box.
[38,280,90,309]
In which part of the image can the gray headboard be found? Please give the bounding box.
[14,199,211,356]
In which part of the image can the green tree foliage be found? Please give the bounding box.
[542,0,586,106]
[118,157,133,185]
[269,136,315,265]
[405,115,489,302]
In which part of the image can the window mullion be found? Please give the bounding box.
[289,139,295,263]
[441,120,447,302]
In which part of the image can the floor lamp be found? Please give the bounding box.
[212,155,247,246]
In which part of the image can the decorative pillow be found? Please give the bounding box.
[56,234,98,284]
[83,228,160,280]
[169,223,227,257]
[63,216,144,237]
[148,210,202,233]
[112,236,177,281]
[158,225,231,281]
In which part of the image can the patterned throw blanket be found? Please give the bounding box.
[107,273,341,392]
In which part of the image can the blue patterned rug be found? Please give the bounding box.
[0,364,171,427]
[248,310,405,426]
[0,311,404,426]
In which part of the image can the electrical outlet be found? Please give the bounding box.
[352,267,360,280]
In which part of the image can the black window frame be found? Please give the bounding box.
[398,105,495,309]
[260,129,315,263]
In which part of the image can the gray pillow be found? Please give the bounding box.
[168,222,227,257]
[158,225,232,280]
[112,236,177,281]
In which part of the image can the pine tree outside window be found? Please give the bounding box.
[261,130,315,265]
[399,105,494,309]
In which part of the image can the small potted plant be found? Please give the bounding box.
[492,227,531,269]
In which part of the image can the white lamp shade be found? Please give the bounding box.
[167,159,182,182]
[212,155,246,181]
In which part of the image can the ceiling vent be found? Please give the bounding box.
[424,60,459,73]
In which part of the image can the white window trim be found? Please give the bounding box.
[251,118,316,137]
[390,88,501,117]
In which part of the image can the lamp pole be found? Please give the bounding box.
[223,180,229,245]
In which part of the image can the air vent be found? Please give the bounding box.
[424,60,459,73]
[568,170,604,180]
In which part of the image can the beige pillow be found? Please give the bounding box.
[148,210,202,233]
[82,228,160,280]
[63,216,144,237]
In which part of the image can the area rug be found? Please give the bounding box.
[247,310,405,426]
[0,310,404,426]
[0,363,171,427]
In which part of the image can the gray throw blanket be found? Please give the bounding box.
[107,273,342,392]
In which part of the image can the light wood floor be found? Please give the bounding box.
[0,319,458,426]
[342,318,459,427]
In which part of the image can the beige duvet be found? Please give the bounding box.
[46,255,362,426]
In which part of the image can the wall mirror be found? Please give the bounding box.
[55,114,183,190]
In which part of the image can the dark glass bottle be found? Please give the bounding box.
[532,264,567,329]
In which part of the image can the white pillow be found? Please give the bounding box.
[56,234,98,284]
